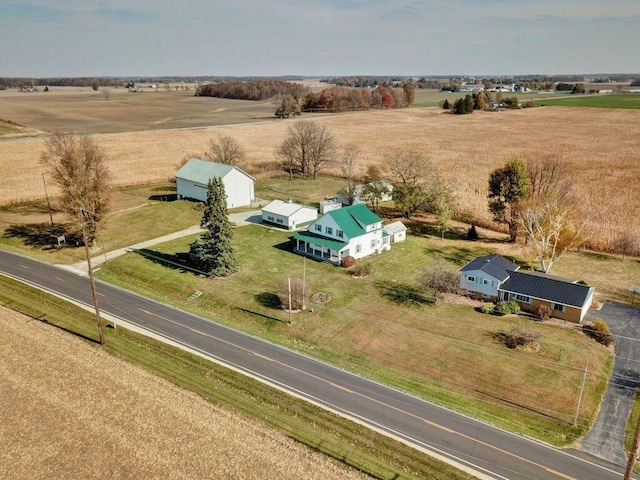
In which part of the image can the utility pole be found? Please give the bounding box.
[302,256,306,311]
[573,360,588,427]
[624,414,640,480]
[80,208,105,345]
[287,277,292,325]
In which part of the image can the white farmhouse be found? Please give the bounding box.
[261,199,317,230]
[175,158,255,209]
[293,203,390,264]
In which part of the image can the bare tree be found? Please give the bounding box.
[206,135,246,167]
[275,121,335,180]
[338,144,360,205]
[614,230,639,261]
[527,155,572,201]
[40,134,112,245]
[517,200,590,273]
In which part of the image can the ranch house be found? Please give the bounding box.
[175,158,255,209]
[498,271,595,323]
[293,203,390,264]
[459,255,520,301]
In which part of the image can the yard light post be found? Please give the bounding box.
[631,285,640,307]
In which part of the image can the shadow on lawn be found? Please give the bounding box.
[376,282,436,307]
[133,248,204,275]
[148,193,178,202]
[254,292,282,309]
[3,222,82,249]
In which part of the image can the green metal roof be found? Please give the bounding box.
[326,204,381,238]
[294,231,348,251]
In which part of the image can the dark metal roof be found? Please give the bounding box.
[458,255,520,282]
[499,271,594,308]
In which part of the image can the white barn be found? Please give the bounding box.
[175,158,255,209]
[261,199,317,230]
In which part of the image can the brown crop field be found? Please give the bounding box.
[0,305,368,480]
[1,91,639,252]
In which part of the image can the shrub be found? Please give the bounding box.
[352,263,372,277]
[583,318,614,346]
[341,256,356,268]
[276,278,308,311]
[480,303,495,314]
[535,305,551,321]
[494,300,520,316]
[421,263,460,297]
[506,324,542,350]
[591,318,610,333]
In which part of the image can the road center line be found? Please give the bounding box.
[139,308,577,480]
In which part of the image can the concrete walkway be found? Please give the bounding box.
[580,302,640,465]
[60,210,261,275]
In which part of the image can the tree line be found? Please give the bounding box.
[301,84,414,112]
[0,77,124,89]
[195,80,308,101]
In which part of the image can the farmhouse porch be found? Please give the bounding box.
[293,231,348,264]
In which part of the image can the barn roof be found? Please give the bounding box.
[175,158,255,184]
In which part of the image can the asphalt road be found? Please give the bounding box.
[0,249,633,480]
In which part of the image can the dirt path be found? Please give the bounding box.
[0,306,368,480]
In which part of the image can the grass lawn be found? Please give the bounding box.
[533,94,640,109]
[0,275,475,480]
[96,223,614,446]
[0,183,201,264]
[255,176,347,207]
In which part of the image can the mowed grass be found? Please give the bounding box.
[0,184,201,264]
[95,221,614,446]
[534,93,640,109]
[411,89,563,108]
[0,276,476,480]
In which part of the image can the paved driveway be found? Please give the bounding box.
[580,302,640,465]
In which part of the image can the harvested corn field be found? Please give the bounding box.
[0,105,638,252]
[0,306,368,480]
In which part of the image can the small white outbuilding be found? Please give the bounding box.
[175,158,255,209]
[261,199,318,230]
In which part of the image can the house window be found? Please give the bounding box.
[551,303,566,312]
[337,230,343,238]
[268,216,274,221]
[315,224,322,232]
[467,275,476,283]
[326,226,333,235]
[371,239,377,248]
[514,294,532,304]
[276,218,283,224]
[482,279,492,286]
[355,245,361,253]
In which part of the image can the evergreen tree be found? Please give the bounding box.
[189,178,239,276]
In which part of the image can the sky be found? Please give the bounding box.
[1,0,639,78]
